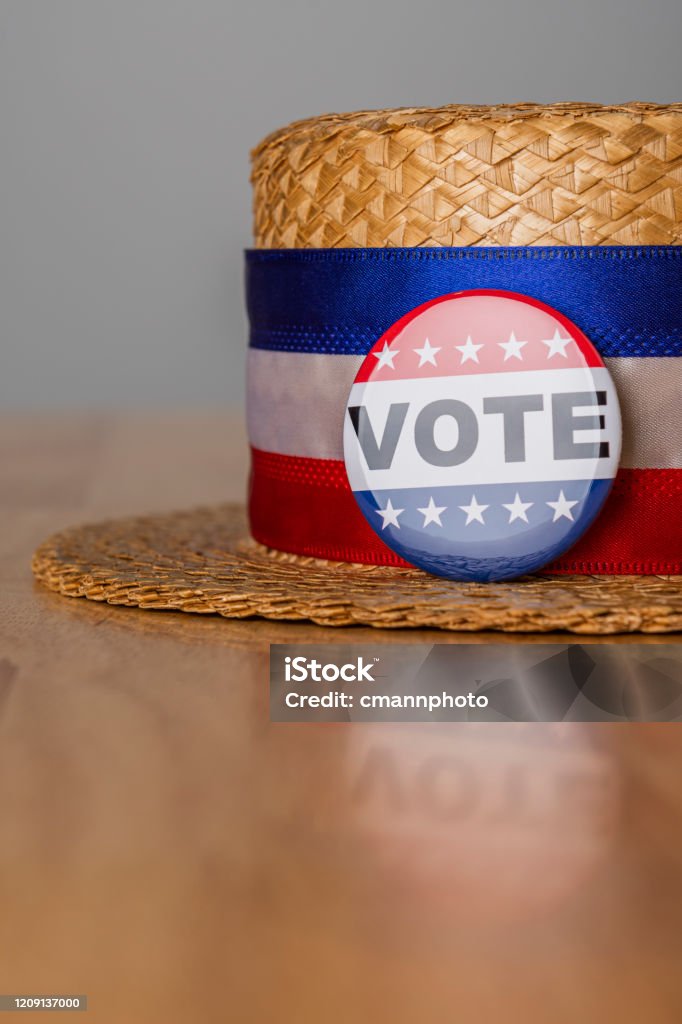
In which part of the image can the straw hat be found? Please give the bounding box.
[33,103,682,634]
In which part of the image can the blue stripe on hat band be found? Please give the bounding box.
[245,246,682,358]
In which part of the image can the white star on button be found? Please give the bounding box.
[541,329,573,359]
[502,492,534,523]
[417,496,447,527]
[373,341,399,370]
[546,490,579,522]
[459,494,489,526]
[413,337,441,367]
[455,335,484,364]
[498,331,527,361]
[375,498,404,530]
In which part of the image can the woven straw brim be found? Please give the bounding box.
[31,505,681,634]
[252,102,682,248]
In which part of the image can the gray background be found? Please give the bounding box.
[2,0,681,408]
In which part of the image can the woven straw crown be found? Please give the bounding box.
[251,102,682,248]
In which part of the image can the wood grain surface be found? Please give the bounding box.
[1,412,681,1023]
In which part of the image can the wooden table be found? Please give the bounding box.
[1,413,681,1023]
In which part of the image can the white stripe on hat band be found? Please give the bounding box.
[246,350,682,470]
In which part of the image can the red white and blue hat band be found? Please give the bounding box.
[246,246,682,575]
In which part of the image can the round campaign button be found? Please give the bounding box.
[343,290,622,582]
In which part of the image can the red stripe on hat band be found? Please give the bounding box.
[248,448,682,575]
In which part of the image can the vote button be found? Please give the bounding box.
[343,290,622,582]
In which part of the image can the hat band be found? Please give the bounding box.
[246,246,682,574]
